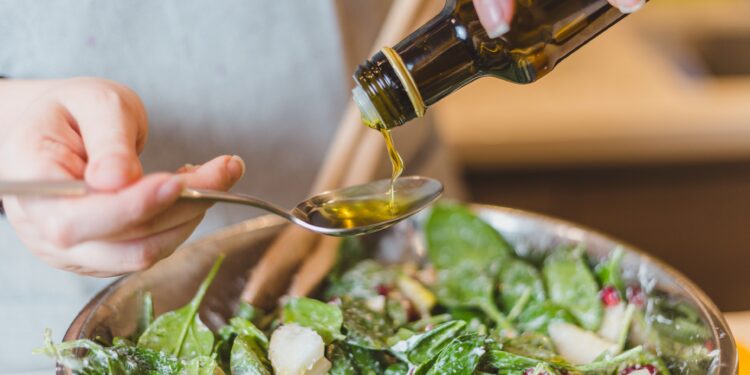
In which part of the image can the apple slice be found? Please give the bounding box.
[269,323,331,375]
[548,322,617,365]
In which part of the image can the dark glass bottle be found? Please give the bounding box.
[353,0,639,130]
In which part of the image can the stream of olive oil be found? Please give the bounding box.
[309,125,406,229]
[380,127,404,210]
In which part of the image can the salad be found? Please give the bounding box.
[39,203,717,374]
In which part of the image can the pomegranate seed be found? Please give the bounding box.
[376,284,391,296]
[600,286,621,306]
[620,364,657,374]
[626,285,646,307]
[705,339,716,351]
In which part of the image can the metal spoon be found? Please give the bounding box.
[0,176,442,236]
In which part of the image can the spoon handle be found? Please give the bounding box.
[0,180,291,219]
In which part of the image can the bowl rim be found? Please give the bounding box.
[63,204,739,374]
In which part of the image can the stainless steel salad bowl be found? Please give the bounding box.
[62,204,738,374]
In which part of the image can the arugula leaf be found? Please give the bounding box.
[542,247,603,331]
[595,247,625,296]
[138,255,224,360]
[434,263,514,334]
[282,297,345,344]
[515,302,577,334]
[498,258,546,313]
[341,298,394,350]
[424,334,486,375]
[230,334,271,375]
[425,203,512,270]
[389,320,466,368]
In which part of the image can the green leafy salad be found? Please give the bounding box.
[39,203,717,374]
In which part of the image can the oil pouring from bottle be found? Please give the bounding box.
[352,46,425,212]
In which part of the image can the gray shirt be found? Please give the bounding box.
[0,1,463,372]
[0,1,360,371]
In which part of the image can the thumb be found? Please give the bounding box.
[474,0,515,39]
[60,81,147,191]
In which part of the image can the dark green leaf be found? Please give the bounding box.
[384,362,409,375]
[236,302,261,323]
[434,263,513,333]
[389,320,466,366]
[516,302,577,334]
[35,331,183,375]
[424,334,486,375]
[503,332,571,367]
[542,247,603,331]
[498,259,546,312]
[425,203,512,270]
[341,298,394,350]
[138,255,224,360]
[329,237,369,283]
[328,342,382,375]
[282,297,345,344]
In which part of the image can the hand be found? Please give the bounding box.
[474,0,645,38]
[0,77,244,277]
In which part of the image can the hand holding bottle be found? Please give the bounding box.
[474,0,644,38]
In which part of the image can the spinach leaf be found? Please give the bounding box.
[282,297,345,344]
[424,334,486,375]
[503,332,572,368]
[542,247,603,331]
[498,258,546,313]
[482,345,545,374]
[389,320,466,367]
[384,362,409,375]
[230,334,271,375]
[425,203,512,270]
[184,355,225,375]
[326,260,397,300]
[516,302,577,334]
[138,255,224,360]
[434,263,514,333]
[35,330,183,375]
[328,342,382,375]
[341,298,394,350]
[329,237,369,283]
[595,247,625,296]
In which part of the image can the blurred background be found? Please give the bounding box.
[426,0,750,312]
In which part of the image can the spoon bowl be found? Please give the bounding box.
[0,176,443,236]
[293,176,443,236]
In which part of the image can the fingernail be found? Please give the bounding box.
[157,176,184,202]
[177,163,199,173]
[476,0,511,38]
[617,0,644,13]
[227,155,245,181]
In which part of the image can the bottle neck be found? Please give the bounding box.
[353,1,482,130]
